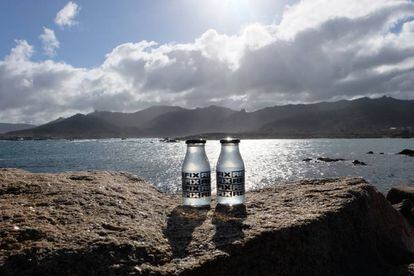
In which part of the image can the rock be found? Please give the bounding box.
[1,169,414,275]
[367,151,374,154]
[317,157,346,162]
[393,199,414,226]
[398,149,414,157]
[352,160,367,166]
[387,186,414,205]
[380,152,385,155]
[302,158,312,162]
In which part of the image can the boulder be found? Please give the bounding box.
[1,168,414,275]
[398,149,414,157]
[393,199,414,226]
[367,151,374,154]
[387,186,414,205]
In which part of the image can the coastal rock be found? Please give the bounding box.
[1,169,414,275]
[352,159,367,166]
[317,157,346,162]
[302,158,312,162]
[367,151,374,154]
[393,199,414,226]
[398,149,414,157]
[387,186,414,205]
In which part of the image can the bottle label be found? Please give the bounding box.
[217,170,245,197]
[182,171,211,198]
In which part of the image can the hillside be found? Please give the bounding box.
[2,97,414,139]
[0,123,35,134]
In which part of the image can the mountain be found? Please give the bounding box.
[2,97,414,139]
[5,114,124,139]
[0,123,35,134]
[259,97,414,136]
[89,106,185,128]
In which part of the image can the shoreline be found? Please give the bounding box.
[1,135,414,141]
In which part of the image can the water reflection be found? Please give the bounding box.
[0,138,413,193]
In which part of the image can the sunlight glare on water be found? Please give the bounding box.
[0,138,413,193]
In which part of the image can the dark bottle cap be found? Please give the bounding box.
[220,137,240,144]
[186,139,206,144]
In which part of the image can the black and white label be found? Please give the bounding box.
[182,171,211,198]
[217,170,245,197]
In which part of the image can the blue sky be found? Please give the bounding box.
[0,0,292,67]
[0,0,413,123]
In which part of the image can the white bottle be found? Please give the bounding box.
[181,139,211,207]
[216,138,245,206]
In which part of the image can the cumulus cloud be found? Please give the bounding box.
[1,0,414,123]
[39,27,60,57]
[54,1,80,27]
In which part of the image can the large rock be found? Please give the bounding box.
[398,149,414,157]
[1,168,414,275]
[387,185,414,205]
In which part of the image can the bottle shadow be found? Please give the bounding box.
[212,204,247,250]
[164,206,208,258]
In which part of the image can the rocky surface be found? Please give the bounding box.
[387,186,414,227]
[387,185,414,205]
[1,169,414,275]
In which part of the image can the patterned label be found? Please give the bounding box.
[182,171,211,198]
[217,170,245,197]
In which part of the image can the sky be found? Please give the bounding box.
[0,0,413,124]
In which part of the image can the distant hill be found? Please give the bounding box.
[0,123,35,134]
[2,97,414,139]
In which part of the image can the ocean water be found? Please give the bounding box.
[0,138,413,193]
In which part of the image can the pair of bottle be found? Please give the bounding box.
[181,138,245,207]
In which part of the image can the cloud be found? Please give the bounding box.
[54,1,80,27]
[1,0,414,123]
[39,27,60,57]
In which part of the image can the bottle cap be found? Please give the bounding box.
[220,137,240,144]
[185,139,206,144]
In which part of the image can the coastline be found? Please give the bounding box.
[1,132,414,141]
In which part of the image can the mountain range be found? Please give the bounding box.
[2,96,414,139]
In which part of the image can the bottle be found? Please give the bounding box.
[181,139,211,207]
[216,138,245,205]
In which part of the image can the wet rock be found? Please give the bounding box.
[367,151,374,154]
[1,169,414,275]
[302,158,312,162]
[398,149,414,157]
[317,157,346,162]
[352,160,367,166]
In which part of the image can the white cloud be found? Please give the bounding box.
[39,27,60,57]
[1,0,414,123]
[54,1,80,27]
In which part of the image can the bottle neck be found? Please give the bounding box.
[220,143,240,153]
[186,144,206,154]
[217,143,244,169]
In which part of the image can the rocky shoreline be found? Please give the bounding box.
[1,169,414,275]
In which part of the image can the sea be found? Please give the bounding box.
[0,138,413,194]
